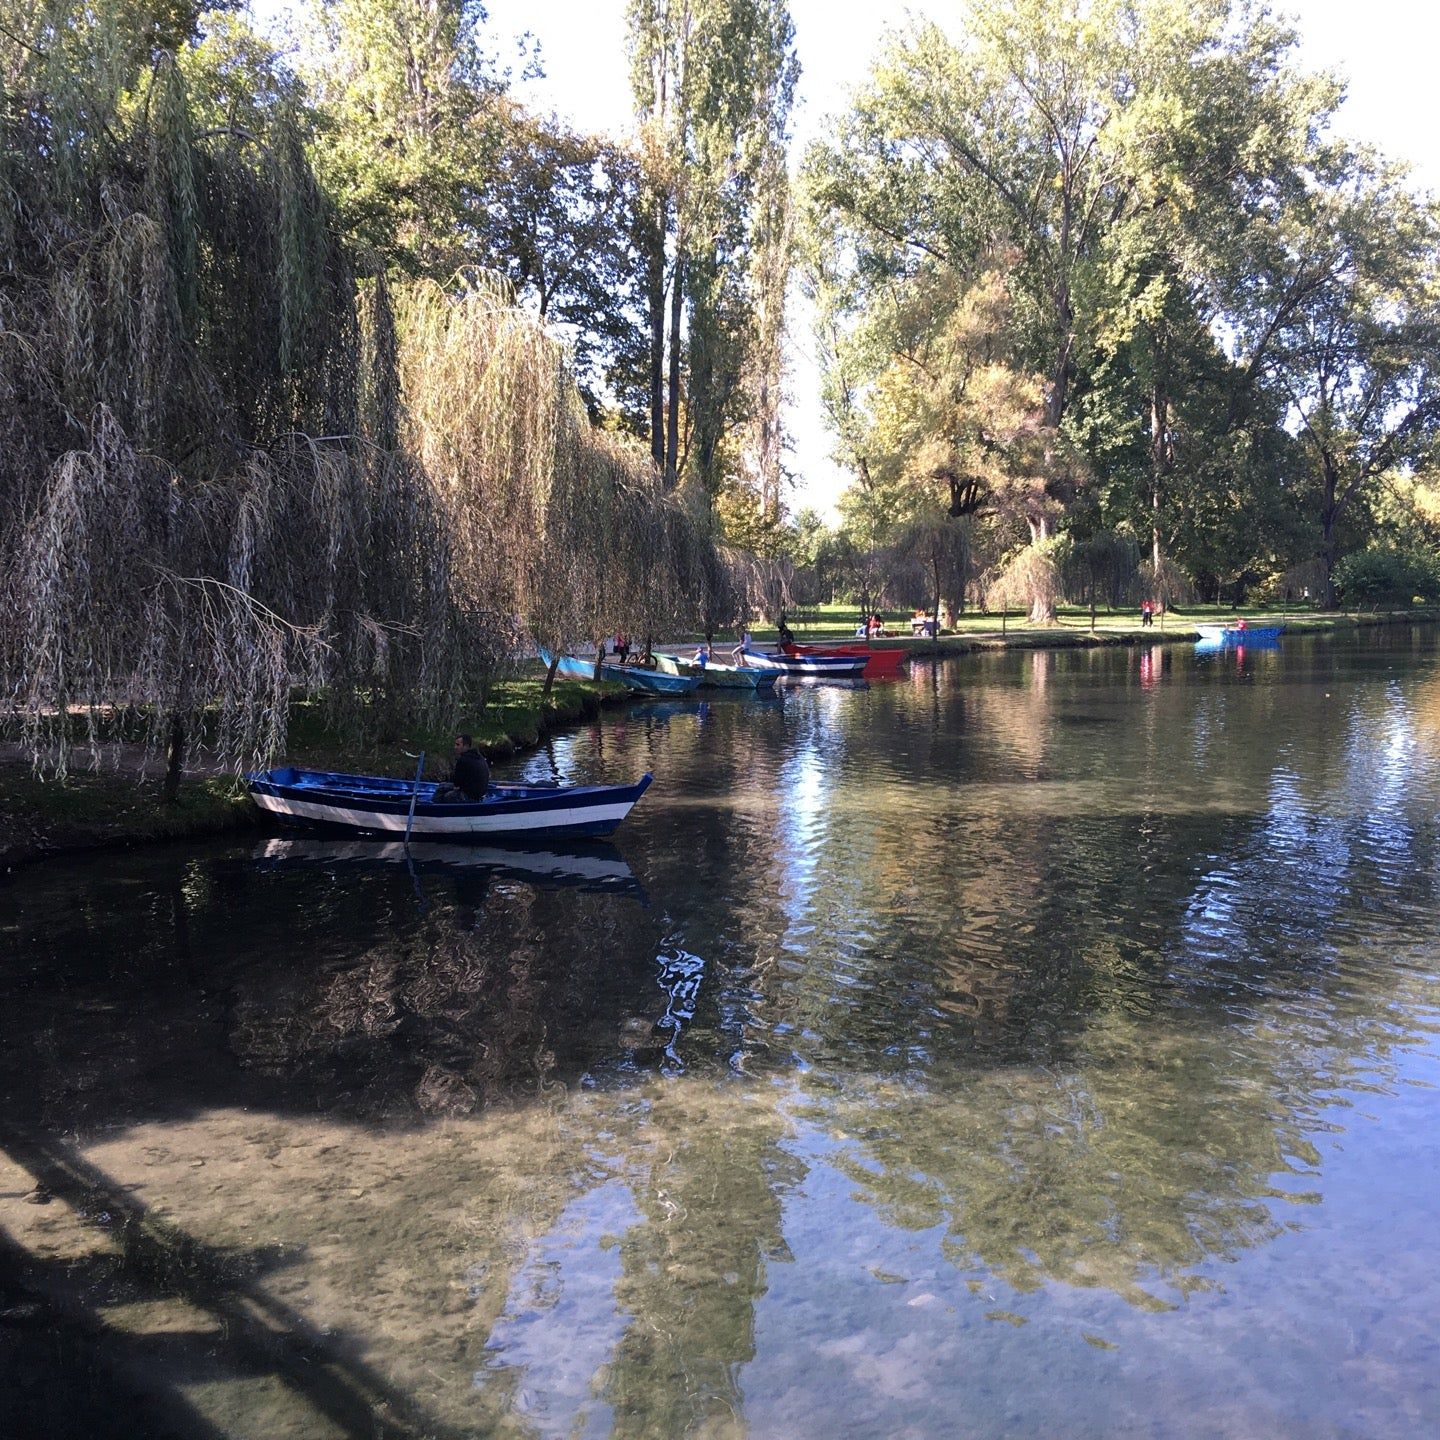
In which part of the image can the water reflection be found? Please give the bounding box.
[255,836,646,899]
[3,629,1440,1437]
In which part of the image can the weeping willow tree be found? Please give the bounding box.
[394,275,730,685]
[985,542,1065,628]
[3,14,741,788]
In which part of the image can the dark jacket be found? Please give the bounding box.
[452,747,491,801]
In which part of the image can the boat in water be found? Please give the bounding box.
[781,641,908,679]
[1194,623,1286,644]
[542,650,701,695]
[653,651,777,689]
[737,646,869,678]
[247,767,653,840]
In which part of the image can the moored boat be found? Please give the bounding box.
[654,651,777,689]
[781,641,907,679]
[542,650,701,695]
[1194,623,1285,644]
[738,646,868,677]
[247,767,653,840]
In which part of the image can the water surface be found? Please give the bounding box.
[3,629,1440,1438]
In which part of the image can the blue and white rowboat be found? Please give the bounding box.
[542,651,701,695]
[246,767,653,840]
[1194,624,1285,644]
[738,646,868,677]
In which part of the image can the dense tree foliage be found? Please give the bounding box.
[626,0,799,501]
[803,0,1440,614]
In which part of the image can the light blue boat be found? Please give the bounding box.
[542,650,702,695]
[1194,623,1285,644]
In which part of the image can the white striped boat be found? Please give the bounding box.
[246,767,652,840]
[738,646,868,678]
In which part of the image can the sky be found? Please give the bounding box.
[257,1,1440,518]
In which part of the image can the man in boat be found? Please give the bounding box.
[777,612,795,644]
[434,733,491,803]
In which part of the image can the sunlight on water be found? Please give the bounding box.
[3,629,1440,1437]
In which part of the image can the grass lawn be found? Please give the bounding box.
[735,601,1436,643]
[0,766,251,866]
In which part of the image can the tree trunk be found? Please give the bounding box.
[665,250,684,487]
[541,653,561,698]
[161,715,186,804]
[932,554,942,638]
[1150,370,1173,572]
[592,642,605,682]
[1321,454,1340,607]
[648,192,667,470]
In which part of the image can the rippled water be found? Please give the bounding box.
[3,629,1440,1438]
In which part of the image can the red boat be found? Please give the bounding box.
[781,641,908,679]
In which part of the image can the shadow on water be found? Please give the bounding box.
[4,628,1440,1436]
[0,1128,461,1440]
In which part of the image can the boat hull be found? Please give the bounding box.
[247,768,653,840]
[738,646,868,677]
[654,653,777,689]
[545,652,701,694]
[782,642,907,678]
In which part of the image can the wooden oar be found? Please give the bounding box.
[404,750,425,847]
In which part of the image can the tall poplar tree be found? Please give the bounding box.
[626,0,797,492]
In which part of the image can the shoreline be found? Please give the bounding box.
[2,609,1432,870]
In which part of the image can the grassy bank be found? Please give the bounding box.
[0,769,252,870]
[736,603,1440,650]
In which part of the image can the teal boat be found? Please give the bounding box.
[654,651,777,690]
[542,650,702,695]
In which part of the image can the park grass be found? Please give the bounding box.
[281,672,628,775]
[741,601,1440,645]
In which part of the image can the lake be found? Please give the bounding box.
[3,628,1440,1439]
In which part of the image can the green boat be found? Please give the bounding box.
[654,651,777,690]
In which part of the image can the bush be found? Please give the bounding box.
[1333,547,1440,607]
